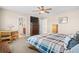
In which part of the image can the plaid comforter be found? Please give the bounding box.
[27,33,68,53]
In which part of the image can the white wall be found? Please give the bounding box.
[55,9,79,34]
[0,9,30,36]
[40,9,79,35]
[0,9,2,28]
[0,8,52,36]
[39,18,48,34]
[1,8,78,36]
[0,9,18,30]
[39,15,56,34]
[47,16,57,33]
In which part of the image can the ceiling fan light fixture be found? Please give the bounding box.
[40,10,45,14]
[34,6,52,14]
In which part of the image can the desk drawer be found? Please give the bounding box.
[1,32,11,36]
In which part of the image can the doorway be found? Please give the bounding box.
[30,16,39,36]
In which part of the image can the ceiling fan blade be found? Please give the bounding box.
[37,7,40,9]
[41,6,44,10]
[45,11,50,13]
[39,12,41,14]
[46,8,52,10]
[41,6,44,8]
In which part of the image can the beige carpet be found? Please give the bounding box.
[10,38,38,53]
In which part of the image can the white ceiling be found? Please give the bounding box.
[0,6,79,17]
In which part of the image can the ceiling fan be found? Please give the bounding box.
[33,6,52,14]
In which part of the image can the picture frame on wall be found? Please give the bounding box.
[19,17,24,26]
[58,17,68,24]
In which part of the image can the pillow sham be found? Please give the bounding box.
[64,36,71,45]
[66,31,79,50]
[74,31,79,41]
[67,38,79,50]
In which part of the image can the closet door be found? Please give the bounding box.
[30,16,39,36]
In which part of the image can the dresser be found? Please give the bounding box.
[0,31,18,42]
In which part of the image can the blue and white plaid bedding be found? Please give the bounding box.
[27,33,68,53]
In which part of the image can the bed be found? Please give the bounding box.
[27,32,79,53]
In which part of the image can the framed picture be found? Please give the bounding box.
[58,17,68,24]
[19,17,23,26]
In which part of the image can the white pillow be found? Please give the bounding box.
[64,34,75,45]
[68,34,74,38]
